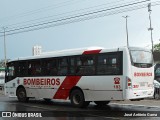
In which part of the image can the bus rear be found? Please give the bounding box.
[125,47,154,100]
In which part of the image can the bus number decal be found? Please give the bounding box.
[114,77,121,89]
[133,85,139,88]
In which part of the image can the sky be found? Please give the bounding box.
[0,0,160,60]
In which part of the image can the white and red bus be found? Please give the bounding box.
[5,47,154,107]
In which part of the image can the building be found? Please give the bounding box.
[32,45,42,56]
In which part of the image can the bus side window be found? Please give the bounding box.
[28,61,41,76]
[58,57,68,75]
[18,62,28,76]
[6,63,16,82]
[76,56,95,75]
[97,55,108,75]
[41,59,58,76]
[97,53,122,75]
[69,57,75,75]
[41,60,49,76]
[8,66,15,77]
[49,60,57,75]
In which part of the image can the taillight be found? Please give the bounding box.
[126,77,132,89]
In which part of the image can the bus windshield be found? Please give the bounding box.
[130,50,153,68]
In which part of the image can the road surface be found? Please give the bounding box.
[0,90,160,120]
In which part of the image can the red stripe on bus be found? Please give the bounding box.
[83,49,101,54]
[53,49,101,99]
[53,76,81,99]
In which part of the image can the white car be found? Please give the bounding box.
[154,80,160,99]
[154,80,160,88]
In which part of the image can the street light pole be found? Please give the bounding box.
[123,15,129,48]
[148,3,154,53]
[3,27,7,67]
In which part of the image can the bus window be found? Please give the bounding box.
[69,57,75,75]
[58,57,69,75]
[49,59,57,75]
[28,61,41,76]
[18,62,28,76]
[5,62,16,82]
[8,66,15,77]
[130,50,153,68]
[76,55,95,75]
[97,53,121,75]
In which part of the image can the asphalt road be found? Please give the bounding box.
[0,90,160,120]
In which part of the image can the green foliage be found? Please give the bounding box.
[0,59,10,67]
[154,43,160,52]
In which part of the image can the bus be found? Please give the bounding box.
[5,46,154,108]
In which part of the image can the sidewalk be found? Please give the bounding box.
[111,99,160,107]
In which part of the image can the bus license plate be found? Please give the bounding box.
[140,82,147,87]
[142,91,147,95]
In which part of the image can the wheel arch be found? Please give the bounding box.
[16,85,25,96]
[69,86,84,99]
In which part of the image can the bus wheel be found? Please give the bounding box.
[70,89,90,108]
[94,101,110,106]
[17,87,29,102]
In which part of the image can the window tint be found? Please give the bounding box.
[18,62,28,76]
[41,59,57,76]
[5,62,16,82]
[28,61,41,76]
[76,55,95,75]
[8,66,15,77]
[57,57,69,75]
[6,51,123,78]
[69,57,75,75]
[97,52,122,75]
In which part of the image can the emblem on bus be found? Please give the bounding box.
[114,77,120,84]
[114,77,121,89]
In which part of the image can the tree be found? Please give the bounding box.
[0,60,5,67]
[154,43,160,52]
[0,59,10,67]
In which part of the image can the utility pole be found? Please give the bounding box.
[123,15,129,48]
[3,27,7,67]
[148,3,154,53]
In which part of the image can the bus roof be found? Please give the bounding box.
[8,46,151,63]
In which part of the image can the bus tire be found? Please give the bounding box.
[70,89,90,108]
[94,101,110,106]
[17,87,29,102]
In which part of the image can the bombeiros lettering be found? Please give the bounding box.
[134,72,152,77]
[24,78,60,86]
